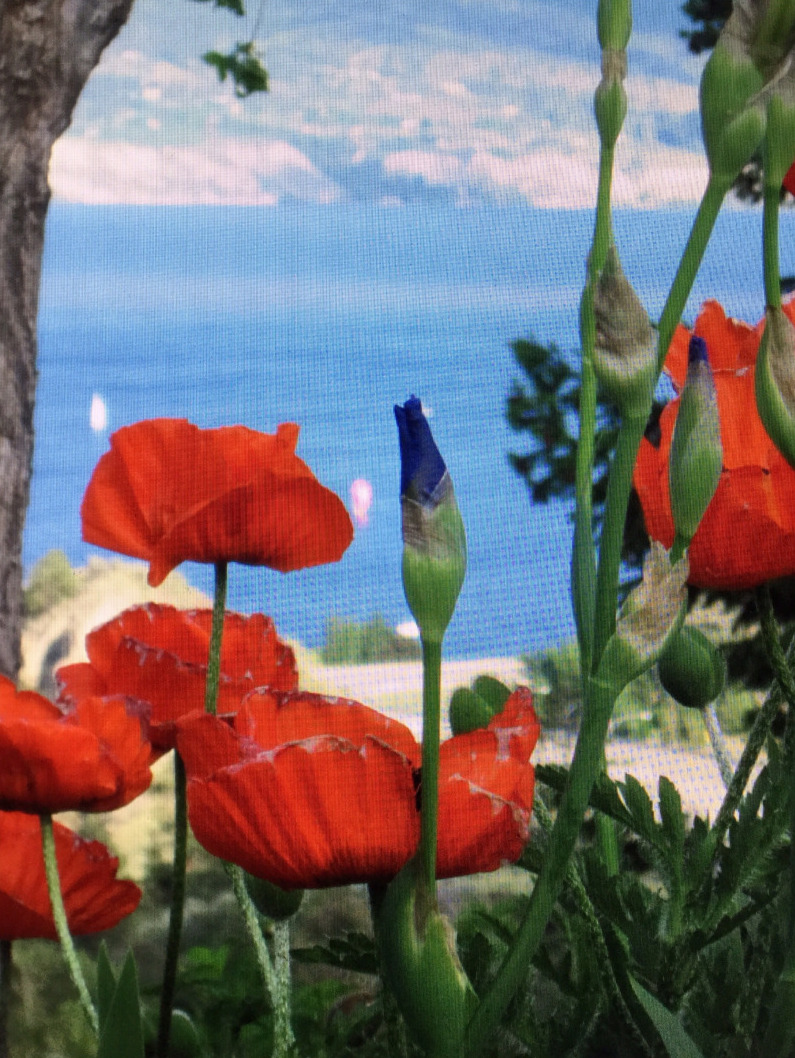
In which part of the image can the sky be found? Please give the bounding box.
[48,0,711,209]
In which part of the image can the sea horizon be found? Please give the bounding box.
[25,199,795,659]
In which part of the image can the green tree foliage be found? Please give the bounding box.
[23,550,77,618]
[321,615,422,665]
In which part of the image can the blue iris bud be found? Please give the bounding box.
[395,396,467,644]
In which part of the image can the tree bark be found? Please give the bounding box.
[0,0,134,679]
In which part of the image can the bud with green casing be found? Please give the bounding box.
[448,675,511,735]
[658,626,726,710]
[597,0,631,51]
[596,542,688,695]
[593,244,657,415]
[594,54,628,150]
[375,858,477,1058]
[756,306,795,468]
[245,872,304,921]
[699,11,766,183]
[668,335,723,561]
[764,87,795,190]
[395,396,467,645]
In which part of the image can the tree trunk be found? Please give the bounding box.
[0,0,134,679]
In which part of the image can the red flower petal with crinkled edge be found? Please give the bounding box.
[56,604,298,750]
[0,812,141,940]
[178,687,539,888]
[81,419,354,586]
[634,299,795,589]
[785,161,795,197]
[0,676,152,814]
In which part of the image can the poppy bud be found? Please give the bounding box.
[658,626,726,711]
[597,0,631,52]
[594,57,628,150]
[596,542,688,694]
[375,859,477,1058]
[448,676,510,735]
[668,335,723,558]
[699,33,765,184]
[593,245,657,415]
[756,305,795,468]
[395,397,467,645]
[244,873,304,920]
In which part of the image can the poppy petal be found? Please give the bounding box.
[185,735,419,888]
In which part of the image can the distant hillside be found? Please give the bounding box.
[20,552,211,696]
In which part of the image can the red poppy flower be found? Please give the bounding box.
[56,604,298,751]
[634,299,795,589]
[177,687,539,889]
[81,418,354,586]
[0,676,152,814]
[0,811,141,940]
[785,161,795,196]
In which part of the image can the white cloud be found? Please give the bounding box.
[49,137,341,206]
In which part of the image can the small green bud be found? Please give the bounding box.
[598,0,631,51]
[700,36,766,183]
[594,56,628,149]
[669,335,723,556]
[471,674,512,712]
[448,676,510,735]
[756,306,795,468]
[245,873,304,920]
[597,542,688,694]
[658,626,726,710]
[593,245,657,415]
[450,687,493,735]
[375,859,477,1058]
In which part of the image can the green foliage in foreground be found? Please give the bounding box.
[322,615,422,665]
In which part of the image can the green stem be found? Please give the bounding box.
[573,143,614,677]
[590,412,648,668]
[224,864,282,1016]
[40,814,99,1035]
[419,637,443,897]
[702,703,734,789]
[155,752,189,1058]
[367,883,410,1058]
[464,676,617,1055]
[272,921,296,1058]
[655,174,728,374]
[205,560,228,716]
[763,179,782,309]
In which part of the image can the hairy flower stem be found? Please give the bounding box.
[204,560,228,716]
[655,175,728,375]
[155,752,189,1058]
[465,676,616,1055]
[419,637,443,896]
[763,174,782,310]
[574,142,615,678]
[225,863,293,1052]
[40,814,99,1035]
[205,562,294,1056]
[703,703,734,789]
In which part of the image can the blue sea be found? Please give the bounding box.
[27,201,795,658]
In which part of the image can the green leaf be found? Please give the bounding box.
[629,977,707,1058]
[203,42,268,97]
[95,942,117,1031]
[620,774,658,843]
[658,777,686,858]
[96,951,144,1058]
